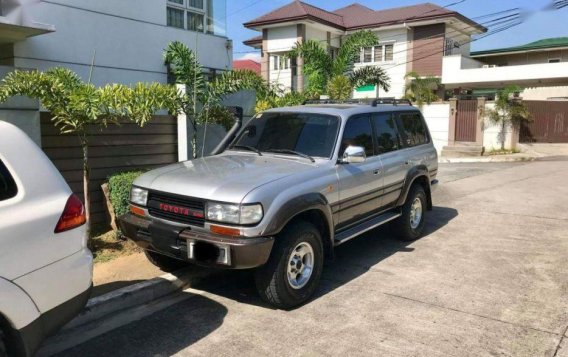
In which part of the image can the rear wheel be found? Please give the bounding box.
[254,221,324,309]
[144,250,191,273]
[393,185,427,241]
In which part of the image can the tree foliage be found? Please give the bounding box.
[486,85,531,150]
[164,41,269,158]
[288,30,379,95]
[350,66,391,97]
[0,68,179,232]
[327,75,353,100]
[403,71,441,107]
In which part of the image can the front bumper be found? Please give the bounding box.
[119,213,274,269]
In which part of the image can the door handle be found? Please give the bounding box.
[373,169,381,175]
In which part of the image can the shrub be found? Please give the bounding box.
[108,171,144,218]
[327,75,353,100]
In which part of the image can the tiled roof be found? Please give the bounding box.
[233,59,261,74]
[243,35,262,45]
[244,0,344,29]
[244,1,484,32]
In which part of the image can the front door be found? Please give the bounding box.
[336,115,383,229]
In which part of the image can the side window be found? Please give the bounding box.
[372,113,400,154]
[395,113,429,147]
[341,115,374,157]
[0,160,18,201]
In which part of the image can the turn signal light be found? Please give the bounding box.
[210,225,241,237]
[54,194,87,233]
[130,205,145,217]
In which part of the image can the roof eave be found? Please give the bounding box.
[472,45,568,57]
[346,13,486,33]
[244,14,345,31]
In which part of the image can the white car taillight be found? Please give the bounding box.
[54,194,87,233]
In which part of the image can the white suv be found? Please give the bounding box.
[0,122,93,357]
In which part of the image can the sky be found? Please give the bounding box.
[227,0,568,60]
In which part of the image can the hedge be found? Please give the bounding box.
[107,171,144,218]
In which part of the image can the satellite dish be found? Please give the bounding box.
[2,0,42,26]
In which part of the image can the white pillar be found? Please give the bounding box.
[176,84,188,162]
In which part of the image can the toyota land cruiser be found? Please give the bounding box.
[119,99,438,309]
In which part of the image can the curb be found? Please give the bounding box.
[37,267,198,356]
[439,156,537,163]
[65,268,195,330]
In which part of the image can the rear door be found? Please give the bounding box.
[394,111,434,176]
[336,114,383,229]
[372,112,407,208]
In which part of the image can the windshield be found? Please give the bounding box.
[229,112,340,159]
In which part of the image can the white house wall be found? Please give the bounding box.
[353,28,409,99]
[266,25,297,52]
[421,103,450,155]
[12,0,232,87]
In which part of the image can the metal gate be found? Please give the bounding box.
[520,101,568,143]
[455,100,478,142]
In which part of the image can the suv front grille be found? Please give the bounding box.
[147,191,205,227]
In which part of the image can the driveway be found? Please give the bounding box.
[56,160,568,357]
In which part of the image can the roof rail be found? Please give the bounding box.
[371,98,413,107]
[302,98,413,107]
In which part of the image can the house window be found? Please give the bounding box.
[187,11,204,31]
[384,44,393,61]
[361,43,394,63]
[167,7,185,29]
[166,0,220,34]
[271,55,290,70]
[363,47,373,63]
[188,0,204,9]
[549,58,561,63]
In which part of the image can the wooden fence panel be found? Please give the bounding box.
[40,113,178,227]
[520,101,568,143]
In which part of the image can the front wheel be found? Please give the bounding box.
[254,221,324,309]
[144,250,191,273]
[393,185,427,241]
[0,330,8,357]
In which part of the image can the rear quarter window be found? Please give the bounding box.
[0,160,18,201]
[395,112,429,147]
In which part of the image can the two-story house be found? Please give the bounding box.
[243,0,485,98]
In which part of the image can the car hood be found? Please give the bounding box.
[135,153,316,203]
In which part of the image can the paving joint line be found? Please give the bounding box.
[320,276,560,336]
[552,325,568,357]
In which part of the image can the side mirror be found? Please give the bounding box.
[341,145,366,164]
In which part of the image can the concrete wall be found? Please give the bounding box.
[522,86,568,100]
[482,102,515,151]
[421,103,450,155]
[10,0,231,87]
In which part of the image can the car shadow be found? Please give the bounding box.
[193,205,459,309]
[55,293,228,357]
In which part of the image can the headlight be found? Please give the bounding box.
[205,202,263,225]
[130,187,148,206]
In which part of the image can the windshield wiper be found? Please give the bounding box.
[265,149,315,163]
[231,145,262,156]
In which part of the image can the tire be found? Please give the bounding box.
[144,250,191,273]
[0,330,7,357]
[254,221,324,310]
[393,184,427,241]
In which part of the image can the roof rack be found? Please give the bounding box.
[302,98,413,107]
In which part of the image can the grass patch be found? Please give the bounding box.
[91,230,141,264]
[486,148,521,156]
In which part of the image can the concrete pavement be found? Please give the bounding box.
[53,160,568,357]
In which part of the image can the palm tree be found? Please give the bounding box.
[164,41,270,158]
[288,30,379,96]
[486,85,531,150]
[403,71,441,107]
[350,66,391,98]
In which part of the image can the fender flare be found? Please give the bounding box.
[262,193,335,252]
[0,277,42,357]
[396,165,433,209]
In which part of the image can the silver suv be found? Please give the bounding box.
[120,99,438,309]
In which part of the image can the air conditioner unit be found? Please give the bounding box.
[482,65,490,68]
[489,65,498,68]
